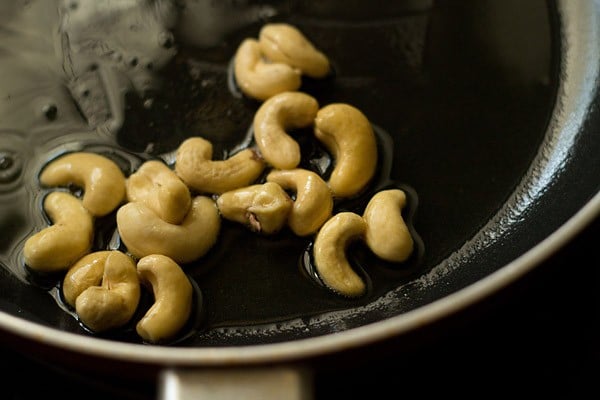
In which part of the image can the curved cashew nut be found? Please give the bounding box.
[253,91,319,169]
[136,254,193,343]
[234,38,301,101]
[126,160,191,225]
[216,182,293,234]
[313,212,367,297]
[259,23,331,78]
[117,195,221,264]
[314,103,378,198]
[74,250,140,332]
[39,152,126,217]
[63,250,112,307]
[363,189,414,262]
[175,137,265,195]
[23,191,94,273]
[266,168,333,236]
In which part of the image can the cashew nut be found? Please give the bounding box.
[266,168,333,236]
[126,160,191,225]
[74,250,140,332]
[253,91,319,169]
[175,137,265,195]
[234,38,302,101]
[39,152,126,217]
[363,189,414,263]
[216,182,293,234]
[117,195,221,264]
[136,254,193,343]
[23,191,94,273]
[63,250,112,307]
[259,23,331,79]
[313,212,367,297]
[314,103,378,198]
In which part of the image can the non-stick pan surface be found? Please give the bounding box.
[0,0,598,390]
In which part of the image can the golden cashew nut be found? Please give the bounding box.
[313,212,367,297]
[39,152,126,217]
[74,250,140,332]
[314,103,378,198]
[216,182,293,234]
[253,91,319,169]
[136,254,193,343]
[363,189,414,263]
[117,195,221,264]
[63,251,112,307]
[266,168,333,236]
[259,23,331,78]
[175,137,265,195]
[234,38,301,101]
[23,191,94,273]
[126,160,192,225]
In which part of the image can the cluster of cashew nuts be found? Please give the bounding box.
[22,22,416,343]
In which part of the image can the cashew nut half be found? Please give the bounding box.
[175,137,265,195]
[136,254,193,343]
[314,103,378,198]
[126,160,192,225]
[363,189,414,263]
[216,182,293,234]
[313,212,367,297]
[74,250,140,332]
[253,91,319,169]
[39,152,126,217]
[117,195,221,264]
[234,38,301,101]
[23,191,94,273]
[266,168,333,236]
[63,250,112,307]
[259,23,331,79]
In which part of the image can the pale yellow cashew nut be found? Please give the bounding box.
[136,254,193,343]
[63,251,112,307]
[39,152,126,217]
[126,160,192,225]
[74,250,140,332]
[266,168,333,236]
[253,91,319,170]
[117,195,221,264]
[259,23,331,78]
[23,191,94,273]
[175,137,265,195]
[314,103,378,198]
[216,182,293,235]
[313,212,367,297]
[234,38,301,101]
[363,189,414,263]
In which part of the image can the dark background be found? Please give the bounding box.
[1,214,598,399]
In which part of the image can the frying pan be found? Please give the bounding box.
[0,0,599,398]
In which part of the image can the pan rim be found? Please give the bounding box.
[0,0,598,366]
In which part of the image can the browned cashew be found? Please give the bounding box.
[216,182,293,234]
[363,189,414,262]
[259,23,331,78]
[117,195,221,264]
[23,191,94,273]
[313,212,367,297]
[266,168,333,236]
[74,250,140,332]
[314,103,378,198]
[39,152,126,217]
[126,160,192,225]
[234,38,302,101]
[136,254,193,343]
[253,91,319,169]
[175,137,265,195]
[63,251,112,307]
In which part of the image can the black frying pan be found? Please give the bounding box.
[0,0,598,398]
